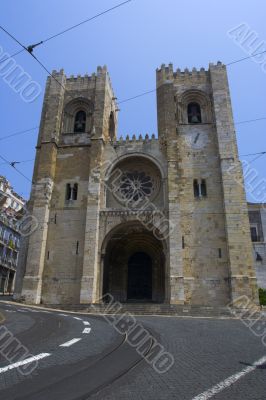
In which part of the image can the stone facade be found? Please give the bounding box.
[17,63,259,306]
[248,203,266,289]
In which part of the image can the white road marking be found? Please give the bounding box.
[26,309,39,313]
[59,338,81,347]
[82,327,91,334]
[59,313,68,317]
[5,310,16,313]
[0,353,51,374]
[192,355,266,400]
[17,309,28,313]
[83,321,90,326]
[73,317,82,321]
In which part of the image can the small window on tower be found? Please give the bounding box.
[109,111,115,140]
[74,110,86,133]
[193,179,199,197]
[66,184,72,201]
[187,102,202,123]
[72,183,78,200]
[65,183,78,201]
[201,179,207,197]
[250,226,258,242]
[194,179,207,198]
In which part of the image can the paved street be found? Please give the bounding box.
[0,301,265,399]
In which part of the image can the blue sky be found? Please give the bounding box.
[0,0,265,201]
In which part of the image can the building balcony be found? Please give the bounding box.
[0,256,17,270]
[0,236,19,251]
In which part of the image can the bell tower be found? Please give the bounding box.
[156,62,258,305]
[21,66,118,304]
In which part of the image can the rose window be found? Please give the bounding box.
[117,171,155,203]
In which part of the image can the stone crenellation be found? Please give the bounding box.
[156,62,224,87]
[113,133,157,144]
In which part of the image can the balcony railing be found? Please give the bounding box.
[0,236,19,251]
[0,256,17,269]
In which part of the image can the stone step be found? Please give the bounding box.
[44,303,235,317]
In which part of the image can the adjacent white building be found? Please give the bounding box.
[248,203,266,289]
[0,176,25,294]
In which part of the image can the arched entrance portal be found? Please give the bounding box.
[102,223,166,303]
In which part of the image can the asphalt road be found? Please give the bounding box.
[0,301,265,400]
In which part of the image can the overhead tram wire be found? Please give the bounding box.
[0,6,265,107]
[226,50,266,66]
[0,126,39,141]
[0,159,34,167]
[0,2,133,105]
[0,26,76,103]
[1,114,266,144]
[117,50,266,105]
[1,5,132,106]
[0,0,133,63]
[40,0,133,45]
[247,152,266,165]
[235,117,266,125]
[0,154,32,183]
[116,50,266,105]
[0,2,264,105]
[118,89,156,104]
[0,21,266,142]
[0,49,25,65]
[240,151,266,157]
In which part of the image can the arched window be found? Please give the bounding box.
[109,111,115,140]
[187,102,202,123]
[74,110,86,133]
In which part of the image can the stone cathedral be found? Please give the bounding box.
[18,62,259,306]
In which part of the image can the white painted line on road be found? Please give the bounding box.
[5,310,16,313]
[59,313,68,317]
[0,353,51,374]
[17,309,28,313]
[22,308,38,312]
[83,321,90,326]
[82,327,91,334]
[59,338,82,347]
[73,317,82,321]
[192,355,266,400]
[40,310,52,314]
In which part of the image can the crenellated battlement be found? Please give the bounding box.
[50,65,112,83]
[49,66,116,108]
[112,133,158,145]
[156,61,225,85]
